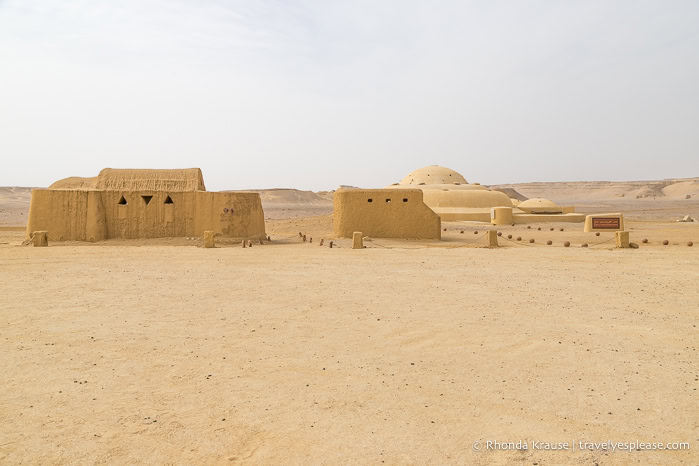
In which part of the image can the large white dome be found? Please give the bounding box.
[399,166,467,185]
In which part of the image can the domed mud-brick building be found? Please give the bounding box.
[386,166,513,222]
[386,165,585,224]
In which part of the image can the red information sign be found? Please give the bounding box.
[592,217,621,229]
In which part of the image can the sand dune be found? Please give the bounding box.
[0,186,33,208]
[491,178,699,202]
[244,188,334,205]
[0,187,33,226]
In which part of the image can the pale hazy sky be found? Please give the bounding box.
[1,1,698,191]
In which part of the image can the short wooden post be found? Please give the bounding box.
[32,231,48,247]
[487,230,498,248]
[616,231,630,248]
[352,232,363,249]
[203,231,215,248]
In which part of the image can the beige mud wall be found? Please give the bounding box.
[333,189,441,239]
[26,190,107,242]
[26,190,265,241]
[193,192,266,238]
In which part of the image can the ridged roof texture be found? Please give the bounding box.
[49,168,206,192]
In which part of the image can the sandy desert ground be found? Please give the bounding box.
[1,185,698,464]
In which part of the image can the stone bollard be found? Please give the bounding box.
[352,232,363,249]
[242,240,246,248]
[32,231,48,247]
[203,231,215,248]
[615,231,630,248]
[487,230,498,248]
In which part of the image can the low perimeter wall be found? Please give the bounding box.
[26,190,266,241]
[333,189,441,239]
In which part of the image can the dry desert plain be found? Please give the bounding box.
[1,184,698,464]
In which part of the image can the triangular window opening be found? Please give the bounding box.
[142,195,153,205]
[164,195,174,205]
[118,196,127,205]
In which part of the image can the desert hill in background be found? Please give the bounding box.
[491,177,699,202]
[2,177,698,224]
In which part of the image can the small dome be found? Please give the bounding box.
[399,166,467,185]
[517,198,562,213]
